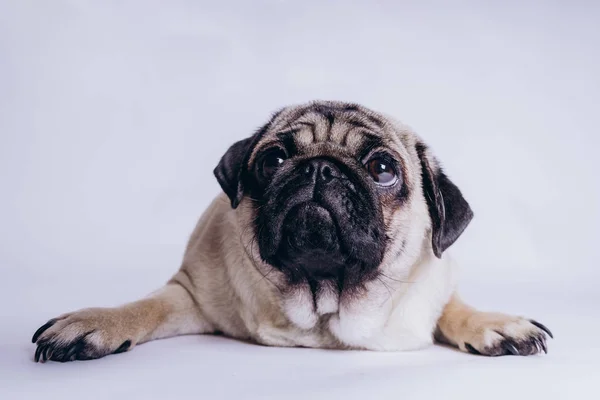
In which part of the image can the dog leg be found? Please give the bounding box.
[31,282,210,362]
[435,292,553,356]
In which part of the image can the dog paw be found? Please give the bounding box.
[32,308,135,363]
[458,313,553,357]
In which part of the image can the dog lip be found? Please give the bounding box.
[285,201,340,239]
[279,201,340,251]
[288,201,332,218]
[282,201,336,237]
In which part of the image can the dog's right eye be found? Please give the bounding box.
[260,149,287,179]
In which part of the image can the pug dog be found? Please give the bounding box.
[32,101,552,362]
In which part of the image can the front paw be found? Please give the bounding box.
[459,313,553,357]
[32,308,134,363]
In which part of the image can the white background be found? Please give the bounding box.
[1,1,598,399]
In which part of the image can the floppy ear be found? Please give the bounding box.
[416,143,474,258]
[213,108,286,209]
[213,136,255,209]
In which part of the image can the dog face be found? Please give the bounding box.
[214,101,473,295]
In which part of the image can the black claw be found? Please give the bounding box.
[530,320,553,339]
[32,319,57,343]
[540,338,548,354]
[34,345,43,362]
[502,341,519,355]
[62,345,78,362]
[33,330,97,363]
[47,346,57,362]
[114,340,131,354]
[42,346,50,362]
[465,343,481,355]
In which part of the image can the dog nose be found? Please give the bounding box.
[301,159,341,183]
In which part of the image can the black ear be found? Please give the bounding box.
[213,108,286,208]
[213,136,255,209]
[416,143,474,258]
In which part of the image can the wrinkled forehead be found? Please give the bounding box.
[248,102,412,164]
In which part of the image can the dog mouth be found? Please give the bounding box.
[276,202,347,281]
[282,202,339,251]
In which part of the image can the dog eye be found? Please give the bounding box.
[261,149,287,178]
[365,158,398,187]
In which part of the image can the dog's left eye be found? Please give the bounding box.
[365,157,398,187]
[261,149,287,178]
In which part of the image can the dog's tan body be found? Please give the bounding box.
[32,102,551,362]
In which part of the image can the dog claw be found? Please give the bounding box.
[539,338,548,354]
[32,319,57,343]
[465,343,481,355]
[34,345,43,362]
[502,341,519,355]
[530,320,553,339]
